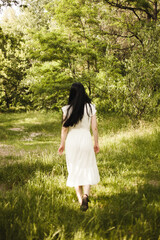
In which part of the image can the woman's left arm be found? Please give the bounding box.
[58,126,68,155]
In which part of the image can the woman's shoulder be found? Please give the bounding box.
[85,103,96,116]
[62,105,69,110]
[62,105,70,114]
[91,103,96,108]
[85,102,96,108]
[85,102,95,106]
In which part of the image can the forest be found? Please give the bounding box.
[0,0,159,118]
[0,1,160,240]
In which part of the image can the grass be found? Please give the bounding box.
[0,111,160,240]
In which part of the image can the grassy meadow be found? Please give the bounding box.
[0,111,160,240]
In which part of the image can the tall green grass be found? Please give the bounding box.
[0,111,160,240]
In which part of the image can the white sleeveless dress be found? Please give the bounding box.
[62,103,100,187]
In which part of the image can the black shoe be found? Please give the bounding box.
[80,194,90,211]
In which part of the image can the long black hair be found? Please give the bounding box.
[63,82,92,127]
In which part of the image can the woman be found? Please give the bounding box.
[58,82,100,211]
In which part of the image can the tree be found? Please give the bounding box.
[1,0,159,117]
[23,0,160,117]
[0,27,30,110]
[104,0,160,21]
[0,0,19,8]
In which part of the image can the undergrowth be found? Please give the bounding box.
[0,111,160,240]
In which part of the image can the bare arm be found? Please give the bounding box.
[91,114,99,154]
[58,125,68,155]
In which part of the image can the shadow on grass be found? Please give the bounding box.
[0,111,61,144]
[0,183,85,240]
[1,113,160,239]
[0,113,22,124]
[0,111,60,124]
[98,129,160,183]
[1,181,160,240]
[89,183,160,240]
[98,112,130,136]
[0,121,60,142]
[0,158,67,190]
[23,121,61,134]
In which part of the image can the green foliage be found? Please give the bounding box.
[0,27,31,111]
[0,0,160,119]
[0,0,18,8]
[116,24,160,118]
[27,61,73,109]
[104,0,159,21]
[121,53,160,118]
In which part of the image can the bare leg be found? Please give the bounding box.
[75,186,83,204]
[80,185,91,211]
[83,185,91,196]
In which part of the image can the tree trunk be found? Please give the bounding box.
[154,1,158,21]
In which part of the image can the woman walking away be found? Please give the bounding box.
[58,82,100,211]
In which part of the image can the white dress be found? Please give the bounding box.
[62,103,100,187]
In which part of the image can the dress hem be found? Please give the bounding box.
[66,180,100,188]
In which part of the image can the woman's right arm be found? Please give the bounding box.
[58,111,68,155]
[91,114,100,154]
[58,126,68,155]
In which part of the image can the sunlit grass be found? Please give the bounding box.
[0,111,160,240]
